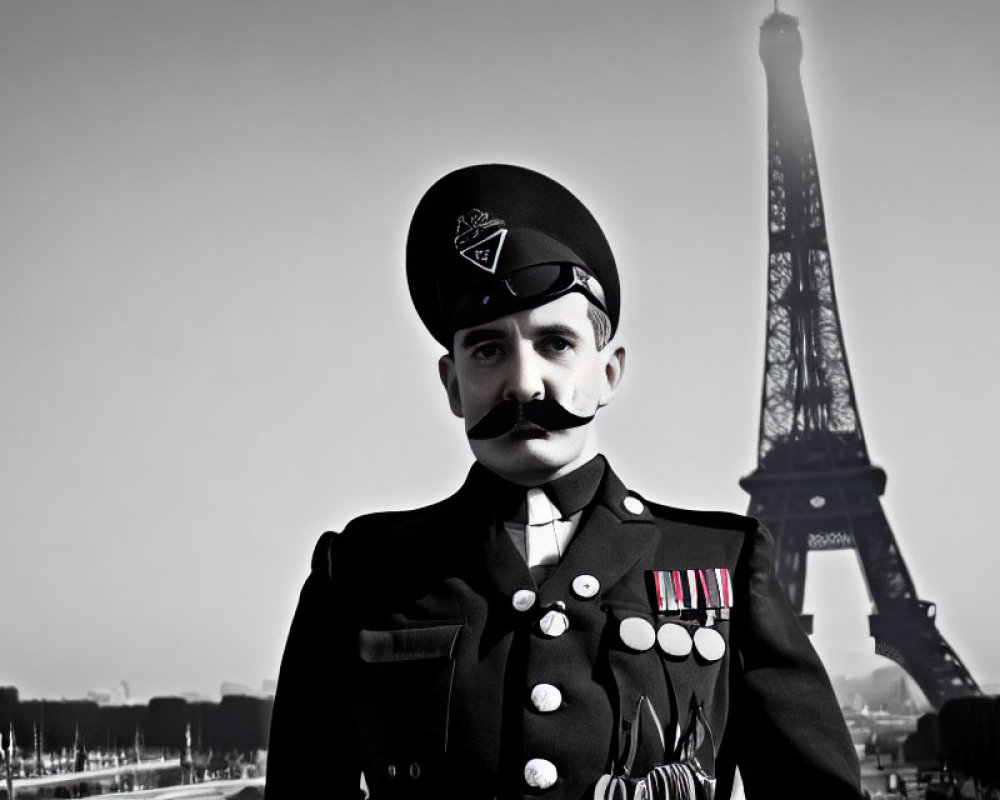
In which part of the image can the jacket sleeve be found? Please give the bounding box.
[265,531,364,799]
[724,522,865,799]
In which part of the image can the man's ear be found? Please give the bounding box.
[438,354,464,418]
[598,344,626,407]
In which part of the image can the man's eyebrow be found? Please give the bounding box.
[459,328,506,348]
[533,324,582,340]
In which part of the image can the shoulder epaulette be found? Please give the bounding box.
[641,500,758,534]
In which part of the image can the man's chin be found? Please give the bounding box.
[469,433,578,485]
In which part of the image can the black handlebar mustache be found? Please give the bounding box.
[466,398,595,440]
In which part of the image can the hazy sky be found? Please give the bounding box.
[2,0,997,701]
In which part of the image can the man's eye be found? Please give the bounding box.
[544,337,572,353]
[472,343,502,360]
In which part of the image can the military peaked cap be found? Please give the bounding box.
[406,164,620,347]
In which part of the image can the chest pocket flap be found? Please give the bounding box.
[359,622,463,663]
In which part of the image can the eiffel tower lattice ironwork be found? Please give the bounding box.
[739,11,979,709]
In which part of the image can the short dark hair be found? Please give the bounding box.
[587,303,612,350]
[446,297,612,357]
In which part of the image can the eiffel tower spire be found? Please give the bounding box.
[754,11,868,473]
[740,10,979,708]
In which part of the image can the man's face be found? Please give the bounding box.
[439,293,625,486]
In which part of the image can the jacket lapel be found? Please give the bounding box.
[450,464,538,601]
[536,464,660,606]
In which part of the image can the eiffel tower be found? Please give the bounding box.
[739,10,979,709]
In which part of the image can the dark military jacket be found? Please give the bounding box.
[266,459,863,799]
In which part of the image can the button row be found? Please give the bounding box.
[518,579,586,792]
[511,495,641,794]
[509,564,619,793]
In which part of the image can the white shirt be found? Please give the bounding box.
[504,487,582,568]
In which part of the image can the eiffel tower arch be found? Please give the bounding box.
[739,11,979,710]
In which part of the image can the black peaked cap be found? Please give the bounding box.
[406,164,620,348]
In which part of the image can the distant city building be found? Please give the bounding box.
[831,665,932,715]
[179,691,214,704]
[86,689,113,705]
[220,682,260,698]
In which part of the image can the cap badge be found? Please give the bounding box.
[455,208,507,273]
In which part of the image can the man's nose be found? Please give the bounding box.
[502,346,546,403]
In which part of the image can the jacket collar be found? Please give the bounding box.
[463,454,607,521]
[544,454,607,518]
[455,457,659,604]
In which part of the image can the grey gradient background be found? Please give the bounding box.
[2,0,997,701]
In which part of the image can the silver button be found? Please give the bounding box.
[409,762,420,779]
[524,758,558,790]
[538,609,569,637]
[619,617,656,651]
[693,626,727,662]
[387,763,397,778]
[530,683,563,713]
[512,588,537,612]
[623,496,644,515]
[656,622,693,658]
[571,574,600,599]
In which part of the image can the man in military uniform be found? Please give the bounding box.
[265,164,865,799]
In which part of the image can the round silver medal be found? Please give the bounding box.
[618,617,656,651]
[693,626,726,662]
[656,622,693,658]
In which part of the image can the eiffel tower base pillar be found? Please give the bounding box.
[868,603,980,709]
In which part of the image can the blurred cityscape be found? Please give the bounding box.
[2,666,998,798]
[828,667,999,799]
[0,681,271,798]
